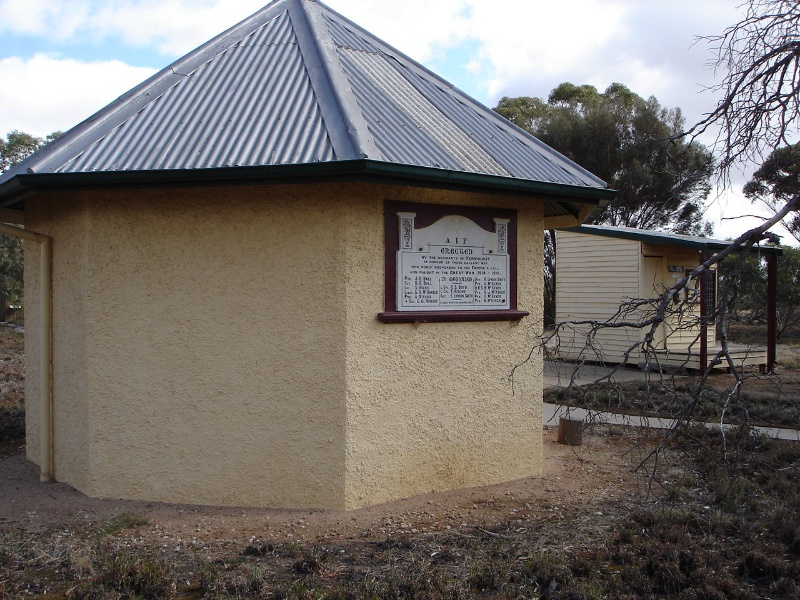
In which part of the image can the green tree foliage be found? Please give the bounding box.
[0,130,61,172]
[0,131,43,173]
[0,234,23,317]
[743,143,800,244]
[496,85,715,324]
[0,130,61,317]
[719,246,800,339]
[771,247,800,339]
[495,83,715,234]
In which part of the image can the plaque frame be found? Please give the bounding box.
[378,200,529,323]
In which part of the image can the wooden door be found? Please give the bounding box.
[642,256,666,349]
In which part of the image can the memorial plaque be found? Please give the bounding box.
[379,201,528,323]
[397,213,510,311]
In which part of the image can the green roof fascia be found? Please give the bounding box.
[560,225,783,256]
[0,159,616,210]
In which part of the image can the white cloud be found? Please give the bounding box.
[326,0,471,63]
[0,54,156,137]
[0,0,267,55]
[705,186,795,243]
[0,0,469,61]
[86,0,267,55]
[461,0,627,99]
[0,0,757,150]
[0,0,91,40]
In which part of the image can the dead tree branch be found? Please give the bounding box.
[686,0,800,178]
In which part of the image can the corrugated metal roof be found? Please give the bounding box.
[48,9,338,174]
[0,0,610,204]
[560,225,783,255]
[341,49,510,176]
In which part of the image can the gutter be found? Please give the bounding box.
[0,224,52,482]
[0,160,617,210]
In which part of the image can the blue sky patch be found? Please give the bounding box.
[0,31,168,69]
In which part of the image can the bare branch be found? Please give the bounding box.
[686,0,800,179]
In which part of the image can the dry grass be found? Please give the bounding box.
[547,324,800,429]
[546,375,800,428]
[2,428,799,598]
[779,344,800,371]
[1,327,799,597]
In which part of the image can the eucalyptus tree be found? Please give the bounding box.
[495,83,715,235]
[495,84,715,325]
[743,142,800,244]
[0,130,61,316]
[526,0,800,405]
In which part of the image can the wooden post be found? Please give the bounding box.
[699,253,709,373]
[766,253,777,374]
[557,417,583,446]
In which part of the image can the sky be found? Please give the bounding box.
[0,0,793,243]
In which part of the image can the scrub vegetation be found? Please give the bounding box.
[1,426,799,598]
[2,326,800,597]
[0,327,23,447]
[544,327,800,429]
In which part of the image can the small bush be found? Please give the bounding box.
[0,331,24,442]
[69,548,171,599]
[468,557,510,592]
[96,513,149,537]
[738,551,787,582]
[519,552,573,595]
[291,548,327,574]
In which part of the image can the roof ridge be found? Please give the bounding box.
[314,0,607,188]
[288,0,376,160]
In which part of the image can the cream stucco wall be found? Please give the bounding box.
[25,197,93,491]
[342,187,543,509]
[25,182,544,510]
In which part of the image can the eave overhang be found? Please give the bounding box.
[559,225,783,256]
[0,160,616,216]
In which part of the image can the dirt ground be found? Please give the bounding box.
[2,328,799,597]
[0,320,656,551]
[0,322,790,551]
[0,428,655,551]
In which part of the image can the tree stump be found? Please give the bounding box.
[557,417,583,446]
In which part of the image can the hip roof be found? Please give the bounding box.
[0,0,614,213]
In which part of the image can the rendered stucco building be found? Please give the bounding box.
[0,0,613,509]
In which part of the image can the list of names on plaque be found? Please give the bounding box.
[401,251,508,309]
[396,213,511,312]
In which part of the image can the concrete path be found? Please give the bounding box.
[543,360,800,440]
[543,402,800,441]
[543,359,685,388]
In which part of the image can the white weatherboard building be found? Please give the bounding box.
[555,225,780,372]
